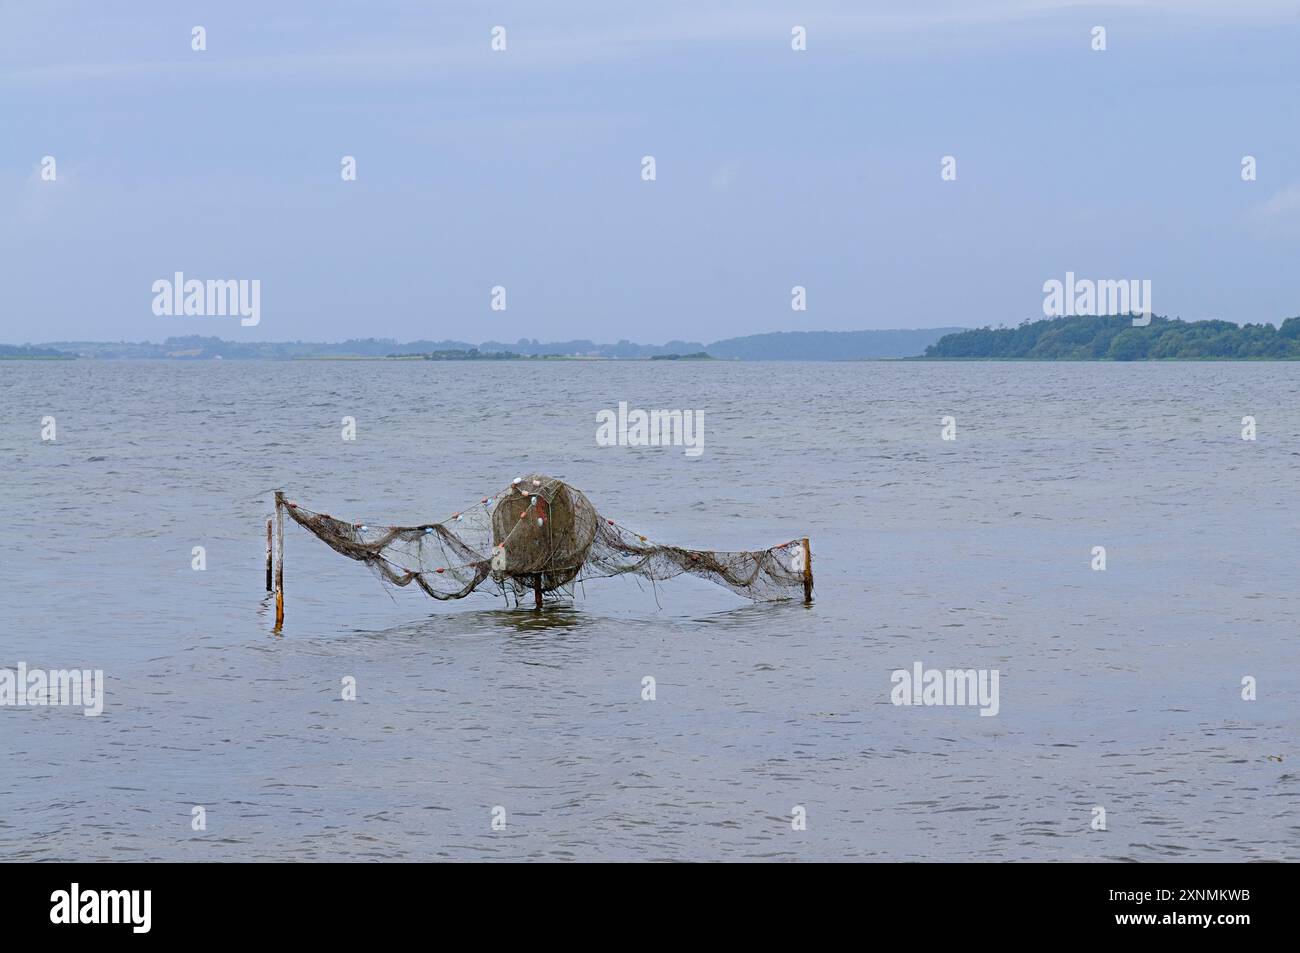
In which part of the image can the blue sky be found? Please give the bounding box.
[2,0,1298,344]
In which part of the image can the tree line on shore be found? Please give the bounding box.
[923,315,1300,360]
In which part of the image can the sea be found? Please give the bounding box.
[1,359,1296,861]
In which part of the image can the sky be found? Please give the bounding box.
[1,0,1298,344]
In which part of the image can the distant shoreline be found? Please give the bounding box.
[0,328,964,362]
[10,318,1299,361]
[0,352,954,363]
[11,354,1300,364]
[920,314,1300,361]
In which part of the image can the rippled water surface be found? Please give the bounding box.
[1,359,1296,861]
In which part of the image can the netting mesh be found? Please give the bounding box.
[277,475,809,605]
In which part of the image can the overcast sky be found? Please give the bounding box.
[2,1,1298,344]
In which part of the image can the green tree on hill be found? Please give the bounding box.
[923,315,1300,360]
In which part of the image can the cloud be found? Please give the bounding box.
[711,161,740,192]
[1245,183,1300,237]
[4,0,1298,87]
[11,158,76,227]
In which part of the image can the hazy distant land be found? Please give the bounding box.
[0,344,76,360]
[1,328,964,361]
[9,317,1300,361]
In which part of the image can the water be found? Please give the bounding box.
[1,359,1296,861]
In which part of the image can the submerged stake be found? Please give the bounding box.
[802,536,814,605]
[274,492,285,631]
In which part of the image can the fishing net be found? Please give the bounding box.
[276,475,810,605]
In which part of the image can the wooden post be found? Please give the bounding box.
[265,518,274,591]
[802,537,813,605]
[274,493,285,631]
[533,576,543,610]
